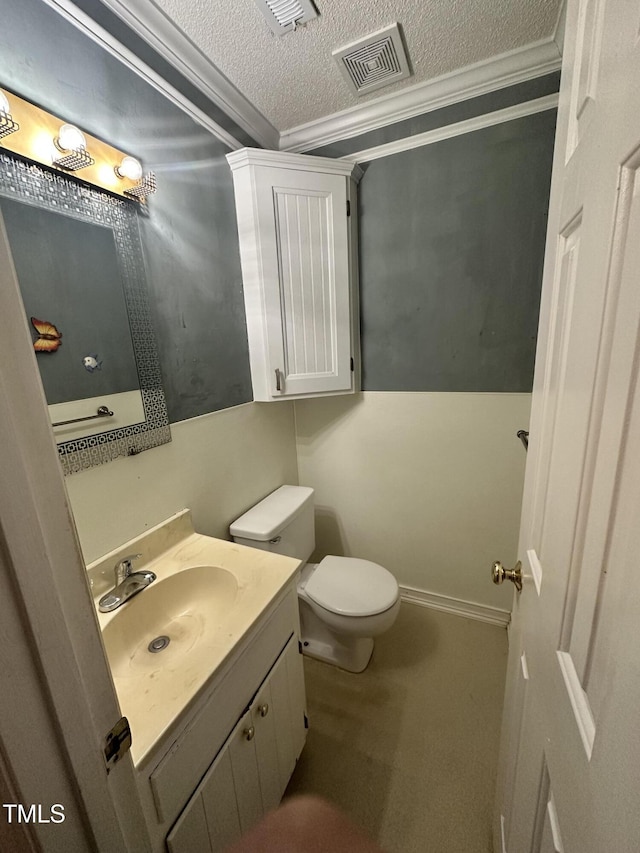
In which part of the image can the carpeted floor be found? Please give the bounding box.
[285,601,508,852]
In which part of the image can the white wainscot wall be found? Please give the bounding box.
[66,402,299,564]
[294,392,531,622]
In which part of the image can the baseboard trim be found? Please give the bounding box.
[399,585,511,628]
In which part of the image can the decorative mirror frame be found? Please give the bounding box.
[0,151,171,474]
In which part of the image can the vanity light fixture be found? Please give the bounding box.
[0,87,157,201]
[0,91,19,139]
[123,171,157,201]
[52,123,95,171]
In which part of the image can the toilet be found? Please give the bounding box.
[230,485,400,673]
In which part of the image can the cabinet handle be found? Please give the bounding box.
[275,369,281,392]
[259,703,269,717]
[244,725,255,741]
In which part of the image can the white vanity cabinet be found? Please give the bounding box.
[166,634,306,852]
[226,148,362,401]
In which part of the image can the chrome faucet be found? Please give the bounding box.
[98,553,156,613]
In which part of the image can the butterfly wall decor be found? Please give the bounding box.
[30,317,63,352]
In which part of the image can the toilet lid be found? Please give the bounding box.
[305,556,398,617]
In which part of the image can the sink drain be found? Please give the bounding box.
[148,635,170,653]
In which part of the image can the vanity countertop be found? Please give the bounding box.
[88,510,300,766]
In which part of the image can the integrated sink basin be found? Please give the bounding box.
[89,509,301,765]
[102,565,240,677]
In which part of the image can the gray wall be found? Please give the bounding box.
[358,110,556,391]
[312,77,558,393]
[0,0,253,422]
[1,0,558,412]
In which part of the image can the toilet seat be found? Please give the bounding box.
[304,556,398,617]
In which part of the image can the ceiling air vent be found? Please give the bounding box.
[254,0,318,36]
[333,23,411,96]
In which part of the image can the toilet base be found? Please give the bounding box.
[300,635,374,673]
[299,598,375,673]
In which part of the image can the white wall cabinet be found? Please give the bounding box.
[227,148,362,401]
[166,634,306,853]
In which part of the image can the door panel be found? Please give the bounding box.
[268,170,351,396]
[495,1,640,850]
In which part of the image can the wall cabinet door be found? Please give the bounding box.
[227,148,361,402]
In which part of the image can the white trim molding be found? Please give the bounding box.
[280,38,562,153]
[38,3,561,157]
[41,0,248,151]
[227,146,363,180]
[343,93,559,164]
[553,1,568,56]
[93,0,279,150]
[400,585,511,628]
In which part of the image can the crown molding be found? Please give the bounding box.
[227,147,363,181]
[92,0,280,150]
[41,0,245,150]
[279,38,562,153]
[343,93,559,164]
[553,1,568,55]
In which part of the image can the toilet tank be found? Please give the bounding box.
[230,485,315,561]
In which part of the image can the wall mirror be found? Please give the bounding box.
[0,151,171,474]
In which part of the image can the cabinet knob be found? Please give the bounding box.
[244,726,255,741]
[259,703,269,717]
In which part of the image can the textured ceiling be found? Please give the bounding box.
[151,0,562,132]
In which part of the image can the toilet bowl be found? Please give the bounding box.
[230,486,400,673]
[297,559,401,672]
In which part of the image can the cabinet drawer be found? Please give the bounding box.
[150,587,297,823]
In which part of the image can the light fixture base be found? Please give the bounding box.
[0,111,20,139]
[124,172,157,200]
[52,147,95,172]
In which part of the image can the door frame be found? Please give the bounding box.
[0,212,150,851]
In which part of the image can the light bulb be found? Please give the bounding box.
[115,155,143,181]
[0,92,10,115]
[56,123,86,151]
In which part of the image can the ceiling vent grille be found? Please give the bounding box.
[333,24,411,96]
[254,0,318,36]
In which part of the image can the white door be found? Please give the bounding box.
[494,2,640,851]
[0,213,149,850]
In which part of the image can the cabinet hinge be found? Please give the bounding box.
[103,716,131,773]
[346,199,351,217]
[304,713,309,730]
[350,356,354,372]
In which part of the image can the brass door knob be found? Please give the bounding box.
[492,560,523,592]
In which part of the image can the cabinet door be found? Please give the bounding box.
[200,748,242,852]
[253,635,307,804]
[240,166,352,400]
[260,169,353,398]
[166,793,211,853]
[251,678,281,813]
[227,708,264,833]
[167,715,253,853]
